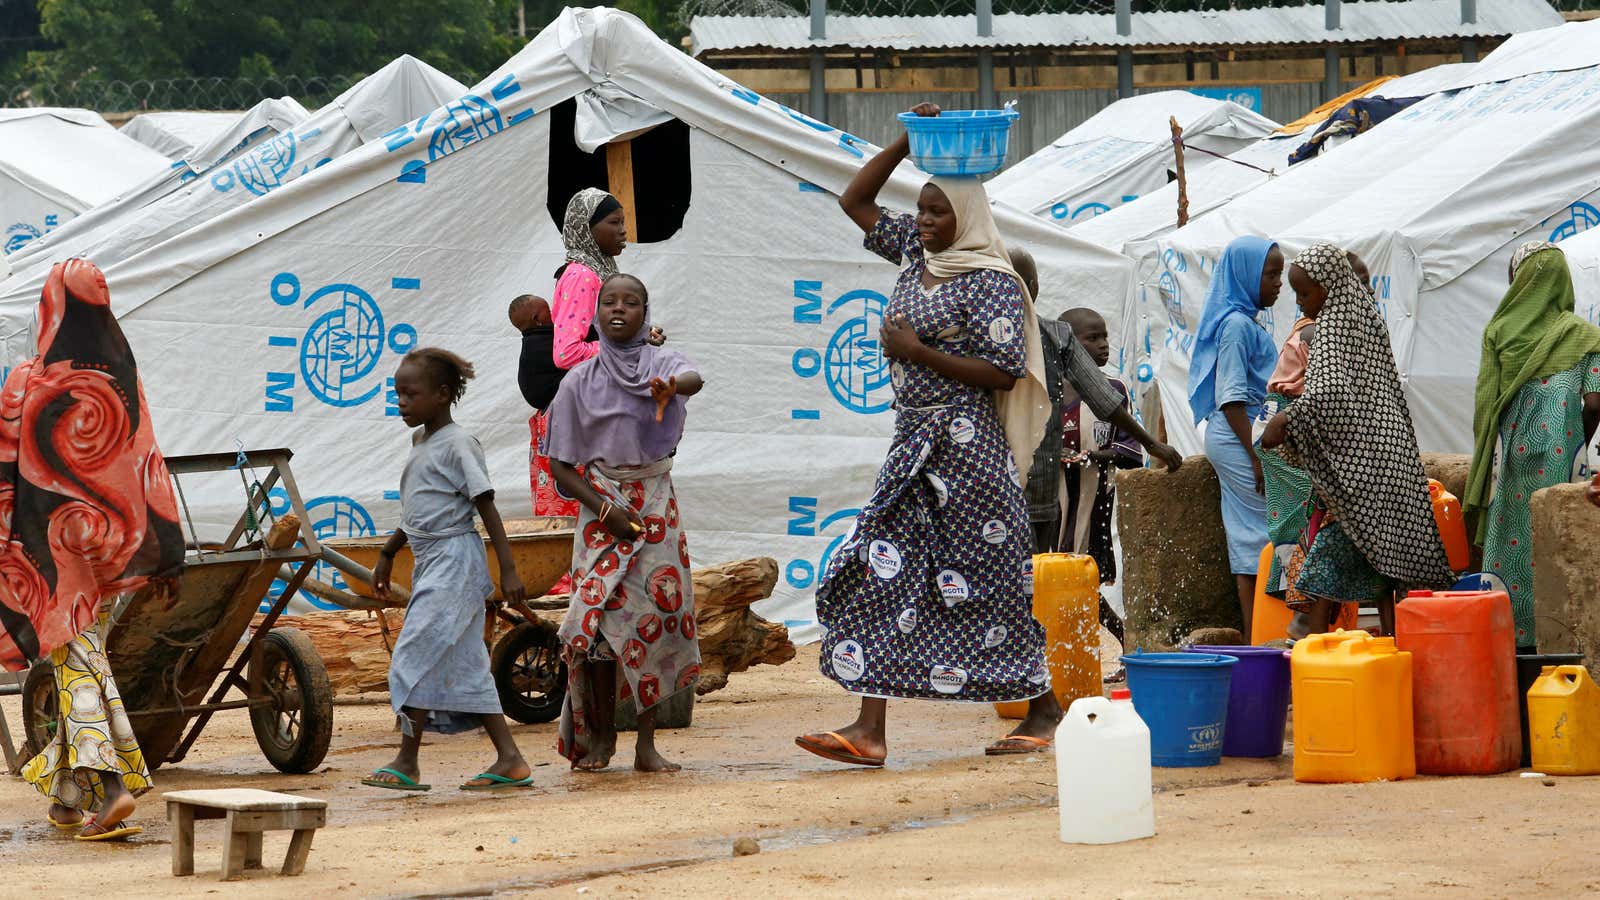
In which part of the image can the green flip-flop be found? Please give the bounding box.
[459,772,535,792]
[362,767,431,791]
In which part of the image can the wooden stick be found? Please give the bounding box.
[1170,115,1189,228]
[605,141,638,243]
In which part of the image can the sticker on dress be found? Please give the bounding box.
[929,665,969,695]
[1027,657,1050,685]
[868,540,903,580]
[925,472,949,507]
[981,519,1008,544]
[1022,556,1035,597]
[1006,454,1022,487]
[983,625,1008,649]
[831,639,866,682]
[914,439,932,471]
[892,361,906,389]
[948,417,976,444]
[896,607,918,634]
[989,316,1016,345]
[937,569,970,606]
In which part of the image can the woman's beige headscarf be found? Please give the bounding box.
[923,176,1052,478]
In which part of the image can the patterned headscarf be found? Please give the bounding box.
[1282,244,1453,588]
[1509,240,1559,283]
[0,259,185,671]
[561,188,621,280]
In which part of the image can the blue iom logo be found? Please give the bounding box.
[211,129,329,197]
[263,272,419,413]
[3,222,42,256]
[264,491,377,612]
[783,497,860,591]
[791,280,893,420]
[1548,201,1600,242]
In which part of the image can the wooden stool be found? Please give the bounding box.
[164,788,327,881]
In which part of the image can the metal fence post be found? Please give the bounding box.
[810,0,828,120]
[977,0,995,110]
[1324,0,1342,103]
[1117,0,1133,99]
[1460,0,1479,63]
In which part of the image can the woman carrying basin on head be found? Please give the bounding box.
[795,102,1106,765]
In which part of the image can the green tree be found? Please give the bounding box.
[27,0,522,83]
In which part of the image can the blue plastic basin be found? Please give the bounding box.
[897,109,1019,177]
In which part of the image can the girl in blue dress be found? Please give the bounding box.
[796,103,1060,765]
[1187,236,1283,642]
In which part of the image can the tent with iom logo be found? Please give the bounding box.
[0,7,1137,632]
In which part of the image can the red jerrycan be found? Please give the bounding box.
[1395,589,1520,775]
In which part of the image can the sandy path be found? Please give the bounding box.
[1,645,1594,898]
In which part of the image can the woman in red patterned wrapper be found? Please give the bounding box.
[0,259,186,841]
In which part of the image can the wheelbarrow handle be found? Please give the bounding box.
[311,547,412,606]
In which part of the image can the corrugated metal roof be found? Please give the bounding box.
[690,0,1563,55]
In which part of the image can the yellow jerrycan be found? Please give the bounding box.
[1291,630,1415,783]
[1528,665,1600,776]
[997,553,1101,719]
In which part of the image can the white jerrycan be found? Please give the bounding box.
[1056,695,1155,844]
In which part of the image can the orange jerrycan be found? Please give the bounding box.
[1395,590,1519,774]
[1250,543,1293,645]
[1528,665,1600,775]
[1428,479,1469,572]
[1291,630,1415,783]
[997,554,1100,719]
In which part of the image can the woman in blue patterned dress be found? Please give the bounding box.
[796,103,1061,766]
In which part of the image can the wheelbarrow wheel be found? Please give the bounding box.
[491,620,567,724]
[250,627,333,774]
[20,659,57,760]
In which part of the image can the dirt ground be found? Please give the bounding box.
[2,641,1597,899]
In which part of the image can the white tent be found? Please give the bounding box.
[0,8,1136,631]
[0,59,465,328]
[122,107,312,161]
[1552,225,1600,322]
[7,96,310,275]
[0,108,172,258]
[987,91,1278,228]
[1121,18,1600,458]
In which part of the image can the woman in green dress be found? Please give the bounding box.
[1467,242,1600,650]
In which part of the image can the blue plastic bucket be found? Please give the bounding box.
[897,108,1019,176]
[1120,650,1236,767]
[1188,645,1291,758]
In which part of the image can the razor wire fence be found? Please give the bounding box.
[2,73,363,114]
[680,0,1595,18]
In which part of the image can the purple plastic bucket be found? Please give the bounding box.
[1188,645,1291,758]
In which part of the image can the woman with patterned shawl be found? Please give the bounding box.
[0,258,185,840]
[1261,244,1453,635]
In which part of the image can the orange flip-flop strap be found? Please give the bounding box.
[824,731,866,758]
[999,734,1050,748]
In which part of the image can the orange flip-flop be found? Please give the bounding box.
[795,731,886,767]
[985,734,1052,756]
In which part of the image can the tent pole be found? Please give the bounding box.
[605,142,638,244]
[1116,0,1133,100]
[1323,0,1342,104]
[810,0,828,121]
[977,0,995,109]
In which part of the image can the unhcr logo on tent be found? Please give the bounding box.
[263,271,419,413]
[385,75,534,185]
[3,221,44,256]
[790,280,893,419]
[1546,200,1600,243]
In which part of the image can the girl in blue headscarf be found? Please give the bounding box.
[1187,235,1284,640]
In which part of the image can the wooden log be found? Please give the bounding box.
[256,557,794,696]
[692,557,793,696]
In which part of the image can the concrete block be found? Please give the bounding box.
[1117,456,1236,650]
[1531,482,1600,681]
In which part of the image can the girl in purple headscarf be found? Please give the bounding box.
[546,273,705,773]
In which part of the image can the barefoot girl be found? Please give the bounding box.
[545,273,704,773]
[365,348,533,792]
[796,103,1063,765]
